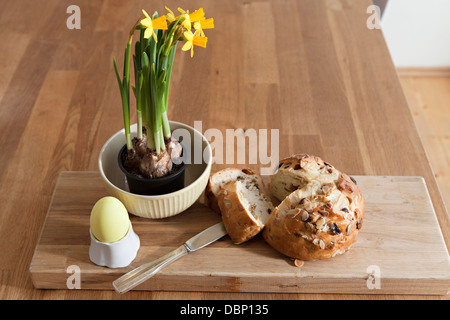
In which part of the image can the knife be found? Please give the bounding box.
[112,221,227,294]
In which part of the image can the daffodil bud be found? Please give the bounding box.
[163,34,174,57]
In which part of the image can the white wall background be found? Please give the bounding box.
[381,0,450,68]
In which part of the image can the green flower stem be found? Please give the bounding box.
[124,38,132,100]
[121,85,132,150]
[159,126,166,149]
[136,71,144,139]
[150,63,162,153]
[162,111,171,139]
[137,110,143,140]
[123,38,133,147]
[145,124,155,150]
[161,43,177,140]
[154,128,163,153]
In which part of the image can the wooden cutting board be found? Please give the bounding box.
[29,172,450,295]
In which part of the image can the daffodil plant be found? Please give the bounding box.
[113,7,214,178]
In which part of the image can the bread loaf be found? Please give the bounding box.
[216,180,274,244]
[263,154,364,260]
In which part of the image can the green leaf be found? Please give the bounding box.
[162,43,177,113]
[113,57,123,91]
[141,51,151,127]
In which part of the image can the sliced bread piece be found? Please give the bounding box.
[205,168,265,214]
[216,180,275,244]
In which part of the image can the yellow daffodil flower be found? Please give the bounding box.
[193,18,214,37]
[140,9,168,42]
[176,7,206,30]
[182,30,207,58]
[188,8,205,22]
[165,6,176,23]
[180,13,191,31]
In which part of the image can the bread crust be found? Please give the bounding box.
[205,178,220,214]
[216,181,265,244]
[263,154,365,260]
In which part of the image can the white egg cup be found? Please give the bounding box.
[89,221,140,268]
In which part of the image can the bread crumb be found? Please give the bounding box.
[294,259,304,267]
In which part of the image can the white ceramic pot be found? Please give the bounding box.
[98,121,212,219]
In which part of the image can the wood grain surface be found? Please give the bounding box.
[30,172,450,295]
[0,0,449,299]
[400,76,450,216]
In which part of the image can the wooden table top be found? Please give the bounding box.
[0,0,448,300]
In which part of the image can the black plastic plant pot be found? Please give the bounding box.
[118,145,186,196]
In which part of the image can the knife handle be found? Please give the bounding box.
[113,245,188,294]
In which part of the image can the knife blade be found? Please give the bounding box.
[112,221,227,294]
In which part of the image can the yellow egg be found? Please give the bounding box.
[90,196,130,243]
